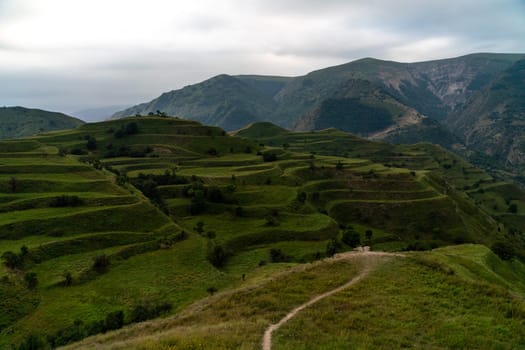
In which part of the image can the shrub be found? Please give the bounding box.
[269,248,290,263]
[130,301,173,323]
[1,251,23,269]
[104,310,124,331]
[206,243,229,268]
[262,152,277,162]
[326,238,342,256]
[492,241,515,261]
[49,195,82,207]
[92,255,110,273]
[24,272,38,290]
[342,228,361,247]
[17,333,48,350]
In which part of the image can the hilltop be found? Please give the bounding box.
[0,107,84,140]
[1,117,525,348]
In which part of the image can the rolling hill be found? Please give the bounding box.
[1,117,525,349]
[0,107,84,140]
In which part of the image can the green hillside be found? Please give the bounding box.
[0,107,84,139]
[1,117,525,349]
[65,245,525,349]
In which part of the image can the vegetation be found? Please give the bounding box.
[1,116,525,348]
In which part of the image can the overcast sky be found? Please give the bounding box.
[1,0,524,117]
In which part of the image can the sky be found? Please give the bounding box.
[0,0,524,117]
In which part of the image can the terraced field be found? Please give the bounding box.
[3,117,525,348]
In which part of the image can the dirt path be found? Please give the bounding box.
[261,251,402,350]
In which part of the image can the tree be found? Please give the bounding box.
[491,241,515,261]
[63,271,73,286]
[92,255,110,273]
[336,161,344,170]
[105,310,124,331]
[24,272,38,290]
[1,251,22,269]
[9,176,17,193]
[194,221,205,235]
[125,122,139,135]
[206,243,229,268]
[86,136,97,151]
[207,286,218,295]
[508,203,518,214]
[262,152,277,162]
[342,228,361,248]
[365,230,373,241]
[326,238,341,256]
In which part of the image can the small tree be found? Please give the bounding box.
[336,161,344,170]
[86,136,97,151]
[194,221,205,235]
[92,255,110,273]
[207,286,218,295]
[365,230,373,241]
[326,238,341,256]
[63,271,73,286]
[24,272,38,290]
[1,251,22,269]
[9,176,17,193]
[206,243,228,268]
[105,310,124,331]
[492,241,515,261]
[342,228,361,248]
[508,203,518,214]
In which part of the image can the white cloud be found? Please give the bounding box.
[0,0,524,113]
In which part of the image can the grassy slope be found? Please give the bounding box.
[2,117,525,348]
[66,245,525,349]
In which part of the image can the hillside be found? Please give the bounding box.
[63,245,525,349]
[1,117,525,348]
[111,53,525,168]
[112,75,291,131]
[447,59,525,167]
[0,107,84,139]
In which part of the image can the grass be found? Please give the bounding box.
[3,118,525,348]
[65,245,525,350]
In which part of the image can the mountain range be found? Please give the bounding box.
[113,53,525,168]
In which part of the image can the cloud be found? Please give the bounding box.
[0,0,524,113]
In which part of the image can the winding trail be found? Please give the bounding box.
[261,251,402,350]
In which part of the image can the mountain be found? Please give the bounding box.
[112,75,292,131]
[0,106,84,139]
[446,59,525,167]
[112,53,525,166]
[72,105,130,122]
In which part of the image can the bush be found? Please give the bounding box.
[342,228,361,247]
[492,241,515,261]
[49,195,83,207]
[206,243,229,268]
[262,152,277,162]
[269,248,290,263]
[326,238,342,256]
[130,301,172,323]
[24,272,38,290]
[104,310,124,331]
[2,251,23,269]
[17,333,48,350]
[92,255,110,273]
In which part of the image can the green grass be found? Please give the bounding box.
[3,117,525,349]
